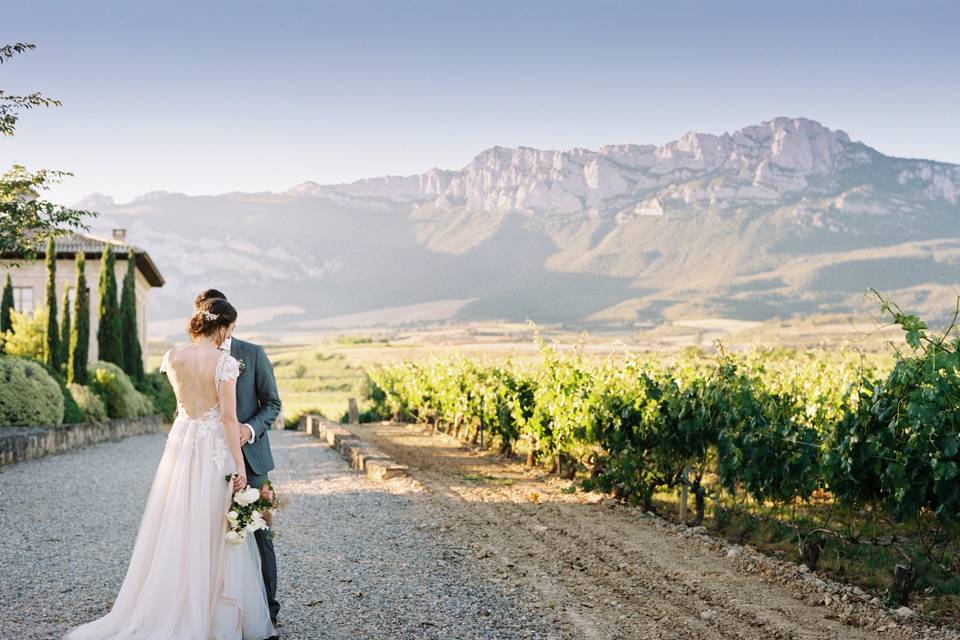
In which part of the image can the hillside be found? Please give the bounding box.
[79,117,960,337]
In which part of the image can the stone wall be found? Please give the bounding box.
[298,413,408,481]
[0,415,166,467]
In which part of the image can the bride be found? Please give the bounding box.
[64,298,276,640]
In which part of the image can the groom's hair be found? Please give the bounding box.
[195,289,227,309]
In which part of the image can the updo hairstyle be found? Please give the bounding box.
[187,298,238,340]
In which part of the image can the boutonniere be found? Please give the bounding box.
[237,358,247,375]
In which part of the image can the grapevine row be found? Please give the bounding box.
[361,309,960,602]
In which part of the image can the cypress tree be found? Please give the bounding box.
[68,253,90,384]
[96,245,124,367]
[120,250,143,380]
[0,274,13,353]
[60,288,71,370]
[44,236,61,370]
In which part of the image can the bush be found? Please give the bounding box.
[137,371,176,422]
[68,383,108,424]
[59,377,86,424]
[285,407,326,430]
[0,355,64,426]
[356,372,389,423]
[88,360,154,420]
[4,310,47,362]
[30,360,86,424]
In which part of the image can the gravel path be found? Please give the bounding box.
[0,430,560,639]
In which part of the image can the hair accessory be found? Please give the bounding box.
[201,310,219,321]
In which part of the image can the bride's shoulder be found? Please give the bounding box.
[159,344,191,371]
[160,347,175,372]
[216,351,241,381]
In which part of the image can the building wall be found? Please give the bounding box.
[0,256,152,369]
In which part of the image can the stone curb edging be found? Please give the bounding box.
[298,414,409,481]
[0,415,166,467]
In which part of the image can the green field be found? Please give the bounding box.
[148,314,907,426]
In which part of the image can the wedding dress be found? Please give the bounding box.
[64,349,275,640]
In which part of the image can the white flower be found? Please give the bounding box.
[227,510,239,524]
[225,530,245,544]
[251,510,261,520]
[234,486,261,506]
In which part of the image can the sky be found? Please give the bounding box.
[2,0,958,204]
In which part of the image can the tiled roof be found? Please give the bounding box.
[52,233,131,254]
[5,233,165,287]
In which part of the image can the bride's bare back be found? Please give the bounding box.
[163,344,226,419]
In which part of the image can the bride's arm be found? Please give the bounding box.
[219,378,246,489]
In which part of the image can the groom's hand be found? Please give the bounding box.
[239,425,252,445]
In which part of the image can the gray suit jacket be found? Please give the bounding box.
[230,338,281,476]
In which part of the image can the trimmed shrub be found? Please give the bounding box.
[137,371,176,422]
[55,374,85,424]
[0,355,65,426]
[33,361,85,424]
[68,383,108,424]
[88,360,154,420]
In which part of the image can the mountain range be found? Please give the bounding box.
[78,117,960,338]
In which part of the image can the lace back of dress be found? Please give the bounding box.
[161,348,239,422]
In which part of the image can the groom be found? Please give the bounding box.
[196,289,282,629]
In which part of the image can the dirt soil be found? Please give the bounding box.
[347,421,959,640]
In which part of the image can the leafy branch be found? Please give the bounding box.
[0,42,95,257]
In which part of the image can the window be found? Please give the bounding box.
[12,287,34,315]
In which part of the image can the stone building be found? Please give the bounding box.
[0,229,165,367]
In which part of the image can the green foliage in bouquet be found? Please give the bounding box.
[223,479,280,542]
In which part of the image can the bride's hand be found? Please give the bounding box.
[232,472,247,491]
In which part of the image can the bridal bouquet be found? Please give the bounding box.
[257,480,280,531]
[223,476,281,544]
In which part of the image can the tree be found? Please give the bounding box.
[44,236,60,370]
[0,273,13,352]
[120,250,143,380]
[1,43,94,259]
[96,246,123,367]
[60,287,71,370]
[68,253,89,384]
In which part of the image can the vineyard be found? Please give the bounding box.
[361,302,960,619]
